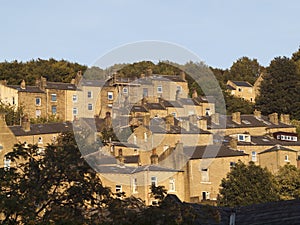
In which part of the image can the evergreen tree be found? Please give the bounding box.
[256,56,300,119]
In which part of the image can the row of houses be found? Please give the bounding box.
[0,71,299,206]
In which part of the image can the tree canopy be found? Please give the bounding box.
[218,161,279,207]
[256,56,300,119]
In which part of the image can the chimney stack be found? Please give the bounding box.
[0,112,6,127]
[232,112,241,124]
[254,109,261,118]
[166,114,175,126]
[280,114,290,125]
[143,115,150,126]
[140,73,145,79]
[269,113,279,125]
[20,80,26,90]
[180,120,190,132]
[229,138,237,149]
[116,148,124,164]
[146,68,153,77]
[189,114,198,125]
[180,71,186,81]
[198,119,207,130]
[150,148,158,165]
[211,113,220,125]
[104,112,112,128]
[192,89,198,99]
[21,115,30,132]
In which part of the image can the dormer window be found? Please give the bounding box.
[238,134,245,141]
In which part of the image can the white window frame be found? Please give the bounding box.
[201,168,209,182]
[238,134,245,141]
[151,176,157,187]
[88,103,93,111]
[169,178,175,192]
[132,178,138,193]
[251,151,257,162]
[285,155,289,162]
[4,157,11,170]
[72,94,78,102]
[107,91,113,100]
[51,94,57,102]
[51,105,57,115]
[35,109,41,118]
[73,107,78,116]
[157,85,163,93]
[115,185,122,193]
[123,87,128,94]
[35,97,41,106]
[144,132,148,142]
[87,91,93,99]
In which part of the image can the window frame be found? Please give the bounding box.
[157,85,163,93]
[87,91,93,99]
[115,185,122,193]
[107,91,113,100]
[151,176,157,187]
[169,178,175,192]
[51,94,57,102]
[87,103,93,111]
[51,105,57,115]
[35,97,41,106]
[72,94,78,102]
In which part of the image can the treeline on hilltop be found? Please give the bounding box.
[1,48,300,120]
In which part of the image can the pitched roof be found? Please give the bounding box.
[124,155,140,164]
[179,98,200,106]
[184,145,248,159]
[259,145,298,154]
[7,85,45,93]
[111,142,139,149]
[145,102,165,110]
[229,135,300,146]
[80,79,106,87]
[231,81,253,87]
[46,82,77,90]
[9,122,73,136]
[130,105,148,113]
[160,100,183,108]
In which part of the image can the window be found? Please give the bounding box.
[12,97,15,105]
[177,86,181,92]
[72,94,77,102]
[169,178,175,192]
[285,155,289,162]
[51,94,57,102]
[123,87,128,94]
[35,97,41,106]
[38,137,43,144]
[0,144,3,151]
[238,88,242,92]
[202,191,210,200]
[251,151,257,162]
[115,185,122,193]
[87,91,93,99]
[35,110,41,118]
[171,112,177,117]
[230,162,236,168]
[133,135,137,144]
[107,91,113,100]
[132,178,138,193]
[157,85,162,93]
[73,107,78,116]
[88,104,93,111]
[151,176,157,187]
[144,132,148,142]
[205,108,210,116]
[134,149,138,155]
[51,105,57,115]
[4,157,11,171]
[238,134,245,141]
[201,168,209,182]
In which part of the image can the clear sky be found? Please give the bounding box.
[1,0,299,69]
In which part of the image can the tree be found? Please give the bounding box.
[256,56,300,120]
[0,132,112,224]
[218,161,279,207]
[275,164,300,200]
[229,57,261,84]
[0,102,23,126]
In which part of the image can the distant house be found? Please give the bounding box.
[226,80,256,102]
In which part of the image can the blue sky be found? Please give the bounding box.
[1,0,299,69]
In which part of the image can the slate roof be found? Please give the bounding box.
[160,100,183,108]
[111,142,139,149]
[151,74,186,82]
[230,135,300,146]
[46,82,77,90]
[184,145,248,159]
[208,114,295,130]
[80,79,106,87]
[7,85,45,93]
[259,145,298,154]
[130,105,148,113]
[231,81,253,87]
[179,98,200,106]
[96,164,182,174]
[145,103,165,110]
[149,124,211,135]
[124,155,140,164]
[9,122,73,136]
